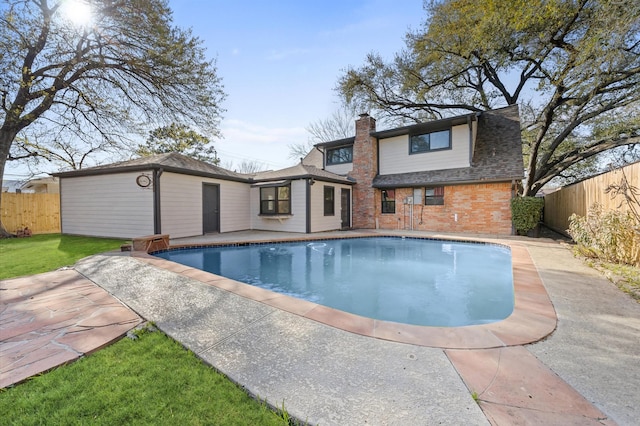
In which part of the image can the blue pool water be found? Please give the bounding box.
[155,237,514,327]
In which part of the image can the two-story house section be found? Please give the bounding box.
[315,105,524,234]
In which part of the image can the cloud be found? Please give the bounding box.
[217,119,308,168]
[231,48,240,56]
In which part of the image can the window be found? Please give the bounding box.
[381,189,395,214]
[260,184,291,215]
[424,186,445,205]
[324,186,335,216]
[410,129,451,154]
[326,146,353,165]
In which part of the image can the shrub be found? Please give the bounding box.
[511,196,544,235]
[568,203,640,266]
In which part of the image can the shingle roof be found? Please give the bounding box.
[250,162,354,185]
[372,105,524,188]
[53,152,248,182]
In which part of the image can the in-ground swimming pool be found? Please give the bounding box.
[155,237,514,327]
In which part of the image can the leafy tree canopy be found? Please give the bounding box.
[137,123,219,164]
[338,0,640,195]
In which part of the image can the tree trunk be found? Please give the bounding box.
[0,128,18,238]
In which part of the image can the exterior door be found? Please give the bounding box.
[202,184,220,234]
[341,188,351,230]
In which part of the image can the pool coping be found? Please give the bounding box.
[132,232,557,349]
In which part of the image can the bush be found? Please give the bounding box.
[568,203,640,266]
[511,196,544,235]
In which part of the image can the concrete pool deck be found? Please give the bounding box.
[2,230,639,424]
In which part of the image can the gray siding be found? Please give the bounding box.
[379,124,470,175]
[60,172,154,238]
[161,172,250,238]
[309,182,350,232]
[325,162,353,175]
[250,179,307,232]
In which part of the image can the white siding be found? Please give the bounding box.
[160,172,250,238]
[60,172,154,238]
[250,179,307,232]
[325,163,353,175]
[309,182,351,232]
[378,124,470,175]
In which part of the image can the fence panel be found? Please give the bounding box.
[1,193,61,234]
[544,162,640,234]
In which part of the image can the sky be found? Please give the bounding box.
[4,0,425,180]
[167,0,425,170]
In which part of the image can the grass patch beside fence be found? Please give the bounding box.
[0,326,289,425]
[0,234,125,279]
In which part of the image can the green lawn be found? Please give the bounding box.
[0,234,126,280]
[0,326,288,425]
[0,234,292,425]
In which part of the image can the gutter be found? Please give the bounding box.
[153,168,163,234]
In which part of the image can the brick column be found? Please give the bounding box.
[350,113,377,229]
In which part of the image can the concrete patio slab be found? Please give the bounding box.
[74,253,489,425]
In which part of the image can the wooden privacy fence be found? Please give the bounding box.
[544,162,640,234]
[1,193,61,235]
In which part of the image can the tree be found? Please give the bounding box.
[338,0,640,195]
[221,159,268,174]
[137,123,219,164]
[0,0,225,234]
[289,106,358,160]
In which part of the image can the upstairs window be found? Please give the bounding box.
[424,186,445,205]
[326,146,353,165]
[324,186,335,216]
[381,189,396,214]
[410,129,451,154]
[260,185,291,215]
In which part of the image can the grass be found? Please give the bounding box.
[0,234,294,424]
[0,234,125,279]
[588,259,640,301]
[0,326,289,425]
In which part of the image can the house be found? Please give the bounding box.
[54,105,522,239]
[314,105,524,234]
[21,177,60,193]
[54,153,353,239]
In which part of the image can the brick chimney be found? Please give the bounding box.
[349,113,377,229]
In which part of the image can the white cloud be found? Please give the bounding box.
[217,119,308,169]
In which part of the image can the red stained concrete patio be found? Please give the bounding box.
[0,269,142,388]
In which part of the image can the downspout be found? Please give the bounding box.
[316,146,325,170]
[468,115,473,165]
[305,178,312,233]
[59,178,64,234]
[153,168,163,234]
[511,179,517,235]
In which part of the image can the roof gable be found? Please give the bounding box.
[250,162,354,185]
[54,152,248,182]
[372,105,524,187]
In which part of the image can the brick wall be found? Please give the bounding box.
[350,114,378,229]
[374,182,514,234]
